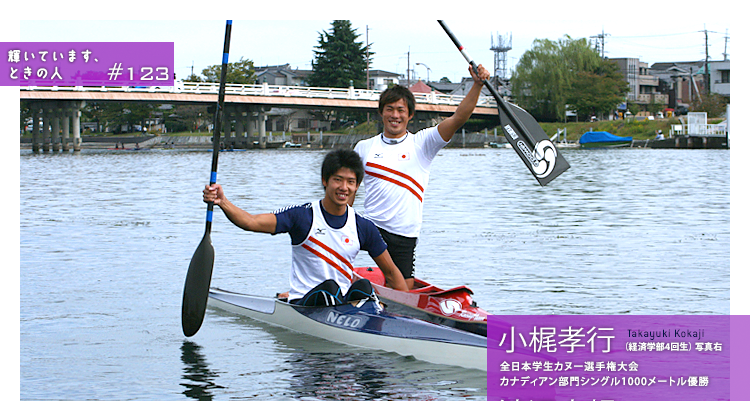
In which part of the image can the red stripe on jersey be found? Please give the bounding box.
[366,162,424,192]
[301,243,353,282]
[307,236,354,271]
[365,170,423,202]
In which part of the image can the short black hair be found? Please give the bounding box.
[321,149,364,186]
[378,85,415,116]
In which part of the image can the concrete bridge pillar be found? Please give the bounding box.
[42,107,51,153]
[235,108,244,141]
[61,103,71,152]
[222,108,231,148]
[250,108,255,142]
[258,109,267,149]
[51,103,61,152]
[31,105,40,154]
[71,102,82,152]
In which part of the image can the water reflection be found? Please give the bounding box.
[284,350,486,400]
[210,308,488,400]
[286,352,389,400]
[181,341,223,400]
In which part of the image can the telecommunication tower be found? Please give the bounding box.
[490,32,512,83]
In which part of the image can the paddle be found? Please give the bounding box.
[437,20,570,186]
[182,20,232,337]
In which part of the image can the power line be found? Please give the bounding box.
[612,31,705,39]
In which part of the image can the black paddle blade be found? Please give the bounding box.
[501,102,570,186]
[181,232,215,337]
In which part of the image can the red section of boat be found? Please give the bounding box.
[353,266,489,335]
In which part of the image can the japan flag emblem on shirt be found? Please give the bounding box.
[398,152,410,161]
[341,235,353,246]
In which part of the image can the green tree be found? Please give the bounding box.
[692,93,729,118]
[90,102,154,134]
[309,20,371,89]
[511,35,625,122]
[184,73,203,82]
[201,57,256,84]
[567,60,629,119]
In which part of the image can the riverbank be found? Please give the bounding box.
[19,115,729,150]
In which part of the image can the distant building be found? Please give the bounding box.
[368,70,401,90]
[610,58,669,112]
[709,60,730,97]
[409,80,432,93]
[612,58,729,115]
[649,61,705,108]
[428,77,507,98]
[254,64,311,86]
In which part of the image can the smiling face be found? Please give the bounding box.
[380,98,413,138]
[321,167,359,215]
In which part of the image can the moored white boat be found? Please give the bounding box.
[208,287,489,370]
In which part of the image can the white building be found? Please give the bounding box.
[368,70,401,91]
[709,60,730,97]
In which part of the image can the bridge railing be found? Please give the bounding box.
[21,81,498,108]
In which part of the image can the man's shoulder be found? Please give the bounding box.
[273,202,314,237]
[414,125,442,140]
[354,134,379,156]
[273,202,312,215]
[355,134,379,146]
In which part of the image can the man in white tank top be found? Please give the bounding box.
[353,65,491,289]
[203,150,408,305]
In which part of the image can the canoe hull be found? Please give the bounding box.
[208,287,489,370]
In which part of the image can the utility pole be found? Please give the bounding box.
[703,27,710,94]
[366,25,370,90]
[366,25,370,123]
[722,28,729,61]
[407,48,410,88]
[590,29,609,59]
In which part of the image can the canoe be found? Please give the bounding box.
[207,287,489,370]
[353,266,489,336]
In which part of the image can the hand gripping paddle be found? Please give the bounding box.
[438,20,569,186]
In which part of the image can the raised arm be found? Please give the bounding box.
[372,250,409,291]
[437,64,491,142]
[203,184,277,234]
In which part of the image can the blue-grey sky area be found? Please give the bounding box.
[19,19,730,84]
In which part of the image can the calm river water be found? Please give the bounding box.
[20,146,729,400]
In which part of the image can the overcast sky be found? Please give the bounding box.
[17,18,730,84]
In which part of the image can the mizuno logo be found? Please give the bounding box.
[315,228,326,235]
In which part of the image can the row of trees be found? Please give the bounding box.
[511,36,629,122]
[186,57,257,84]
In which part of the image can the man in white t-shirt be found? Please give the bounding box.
[353,65,490,289]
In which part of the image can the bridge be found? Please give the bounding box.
[20,82,500,152]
